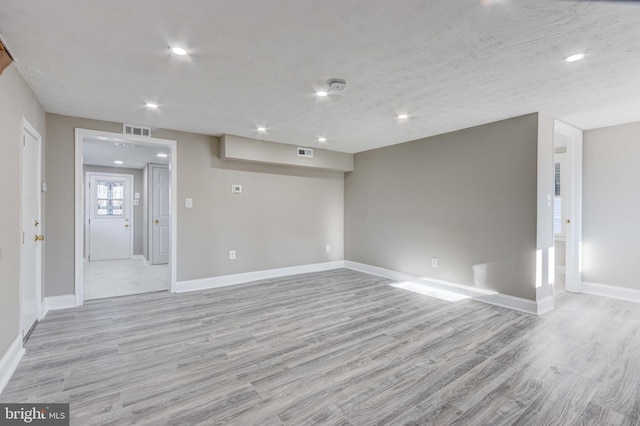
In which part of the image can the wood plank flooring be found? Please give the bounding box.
[2,269,639,425]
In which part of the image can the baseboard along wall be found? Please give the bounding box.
[582,281,640,303]
[0,335,24,396]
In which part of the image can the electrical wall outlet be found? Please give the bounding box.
[431,257,438,268]
[185,198,193,208]
[229,250,236,260]
[325,244,331,253]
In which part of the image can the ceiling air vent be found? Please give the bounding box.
[297,147,313,158]
[123,124,151,137]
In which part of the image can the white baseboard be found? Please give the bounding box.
[42,294,78,318]
[536,294,555,315]
[176,261,345,293]
[344,261,544,315]
[582,281,640,303]
[132,255,149,265]
[0,335,25,396]
[177,259,551,315]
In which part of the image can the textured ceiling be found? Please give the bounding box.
[1,0,640,153]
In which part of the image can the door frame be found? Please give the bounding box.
[85,171,135,261]
[74,129,178,306]
[554,120,583,293]
[148,164,169,265]
[20,117,43,332]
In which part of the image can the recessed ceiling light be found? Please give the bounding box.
[316,90,328,97]
[114,160,124,165]
[157,153,168,158]
[397,113,409,120]
[565,53,585,63]
[145,102,159,109]
[171,46,188,56]
[318,137,327,143]
[256,126,267,132]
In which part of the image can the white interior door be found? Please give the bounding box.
[151,165,170,265]
[21,121,41,338]
[88,173,134,261]
[554,120,583,293]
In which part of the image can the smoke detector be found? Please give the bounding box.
[328,78,347,91]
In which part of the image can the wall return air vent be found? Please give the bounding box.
[297,147,313,158]
[123,124,151,137]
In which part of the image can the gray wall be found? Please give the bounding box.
[45,114,344,296]
[83,165,144,257]
[345,114,539,300]
[583,121,640,289]
[0,66,46,358]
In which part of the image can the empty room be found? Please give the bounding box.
[1,1,640,425]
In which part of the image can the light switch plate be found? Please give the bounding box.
[185,198,193,208]
[135,192,140,199]
[232,184,242,194]
[133,199,139,206]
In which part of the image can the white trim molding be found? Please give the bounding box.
[42,295,78,318]
[536,295,555,315]
[583,282,640,303]
[177,259,552,315]
[176,261,345,293]
[344,261,545,315]
[0,335,25,396]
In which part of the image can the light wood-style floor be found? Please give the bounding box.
[2,269,639,425]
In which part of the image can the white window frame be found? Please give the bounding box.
[554,153,567,241]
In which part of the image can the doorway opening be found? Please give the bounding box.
[75,129,177,303]
[553,120,583,295]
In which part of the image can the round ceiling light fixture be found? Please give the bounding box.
[171,46,188,56]
[565,53,585,63]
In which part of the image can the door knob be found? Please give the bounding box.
[566,219,571,224]
[125,224,129,228]
[34,234,44,241]
[154,219,159,224]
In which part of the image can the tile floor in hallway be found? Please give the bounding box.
[83,258,169,300]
